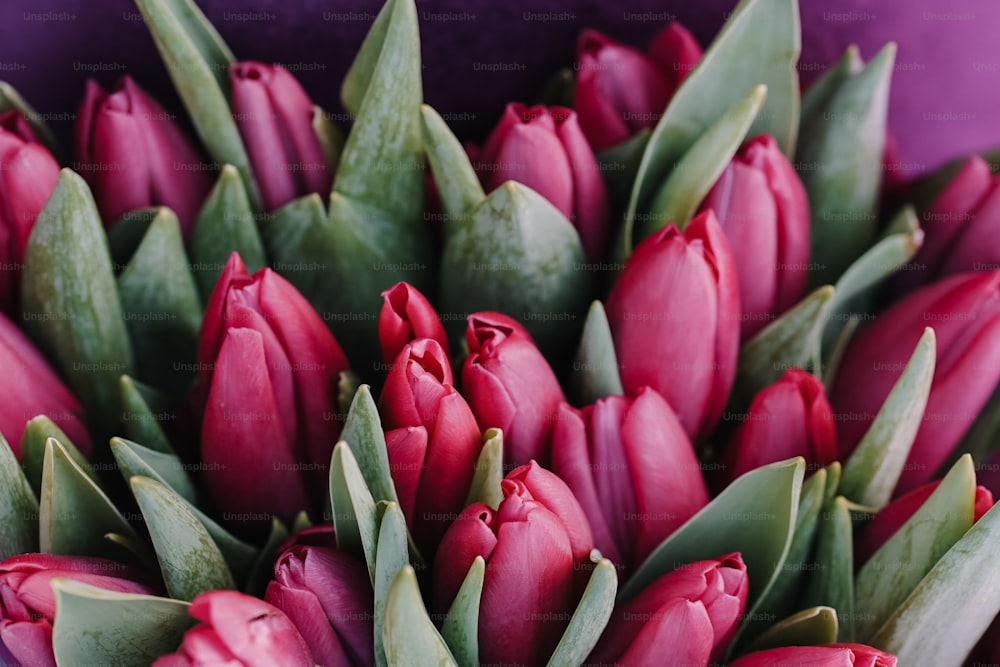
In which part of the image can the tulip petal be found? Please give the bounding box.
[616,599,713,667]
[384,426,426,523]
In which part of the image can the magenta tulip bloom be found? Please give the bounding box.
[606,210,740,442]
[830,271,1000,495]
[728,643,898,666]
[75,77,212,235]
[574,22,701,152]
[0,310,90,457]
[265,527,374,667]
[477,102,610,261]
[588,553,748,665]
[198,253,351,528]
[378,338,481,553]
[0,554,155,667]
[230,62,332,212]
[719,368,837,488]
[153,591,313,667]
[551,387,708,571]
[0,111,59,312]
[698,134,811,339]
[461,314,566,467]
[378,282,449,366]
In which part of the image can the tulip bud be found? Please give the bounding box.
[229,62,332,212]
[829,271,1000,495]
[477,102,610,261]
[378,282,449,366]
[588,553,748,665]
[461,314,566,467]
[574,23,701,152]
[198,253,351,528]
[0,554,154,667]
[152,590,313,667]
[0,310,90,457]
[75,77,212,235]
[0,111,59,312]
[378,338,481,553]
[727,643,898,666]
[719,368,837,488]
[265,527,374,667]
[551,388,708,571]
[698,134,811,339]
[606,210,740,442]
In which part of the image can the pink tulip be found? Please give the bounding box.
[727,643,898,666]
[378,282,449,366]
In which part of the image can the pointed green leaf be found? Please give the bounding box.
[640,84,766,240]
[442,557,484,667]
[191,164,267,300]
[383,566,459,667]
[798,46,862,126]
[314,105,346,172]
[840,329,935,508]
[465,429,504,510]
[244,518,290,597]
[421,104,485,223]
[0,80,60,156]
[0,432,38,558]
[119,375,175,454]
[572,301,624,405]
[855,456,977,642]
[375,503,411,667]
[745,606,839,653]
[342,385,399,505]
[20,415,94,497]
[51,579,194,667]
[547,558,618,667]
[110,437,197,505]
[801,496,855,641]
[107,208,159,270]
[341,0,393,115]
[22,169,134,437]
[330,441,379,582]
[598,129,650,222]
[149,0,235,78]
[131,475,235,601]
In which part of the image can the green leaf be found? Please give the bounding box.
[798,44,896,286]
[330,441,379,582]
[107,209,159,271]
[442,557,484,667]
[572,301,624,406]
[597,130,650,223]
[191,164,267,300]
[744,606,839,653]
[244,518,290,597]
[464,429,504,510]
[131,475,235,601]
[21,169,134,437]
[119,375,175,454]
[0,432,38,558]
[340,0,393,115]
[314,104,346,172]
[869,496,1000,666]
[342,385,399,505]
[20,415,95,497]
[375,503,411,667]
[855,456,977,642]
[840,328,935,508]
[0,81,60,157]
[110,437,197,505]
[798,46,862,126]
[382,566,459,667]
[421,104,485,224]
[535,67,576,108]
[640,85,767,240]
[801,496,855,641]
[51,579,194,667]
[547,558,618,667]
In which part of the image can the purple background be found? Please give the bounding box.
[2,0,999,173]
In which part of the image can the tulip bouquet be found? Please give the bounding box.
[3,0,1000,665]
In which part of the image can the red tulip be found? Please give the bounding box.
[198,253,351,528]
[378,338,481,553]
[0,111,59,312]
[0,554,154,667]
[378,282,449,367]
[727,643,897,666]
[75,77,212,235]
[588,553,748,665]
[0,310,90,457]
[551,387,708,571]
[606,210,740,442]
[477,102,610,261]
[461,314,566,467]
[719,368,837,488]
[574,22,701,152]
[152,591,313,667]
[829,271,1000,495]
[230,62,332,212]
[698,134,811,339]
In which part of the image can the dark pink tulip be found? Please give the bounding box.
[588,553,748,665]
[0,310,90,457]
[152,591,313,667]
[0,554,155,667]
[461,314,566,467]
[829,271,1000,495]
[719,368,837,488]
[606,210,740,442]
[698,134,811,339]
[378,338,481,553]
[265,528,374,667]
[230,62,332,212]
[574,22,701,152]
[477,102,610,261]
[378,282,449,366]
[551,388,708,571]
[727,643,898,666]
[198,253,351,528]
[0,111,59,312]
[75,77,212,235]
